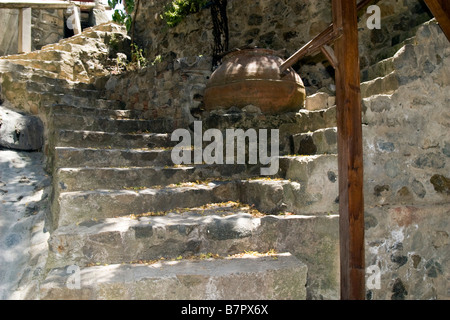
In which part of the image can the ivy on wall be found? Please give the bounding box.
[162,0,209,27]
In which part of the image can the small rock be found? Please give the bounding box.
[242,105,261,114]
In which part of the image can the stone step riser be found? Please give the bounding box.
[27,82,101,99]
[51,114,172,134]
[47,213,335,270]
[55,130,174,149]
[50,105,143,119]
[291,127,337,155]
[40,254,307,300]
[54,147,175,168]
[361,71,399,98]
[55,182,239,227]
[54,168,338,229]
[41,94,122,110]
[55,164,259,192]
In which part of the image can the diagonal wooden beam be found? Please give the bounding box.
[423,0,450,42]
[279,0,380,73]
[332,0,365,300]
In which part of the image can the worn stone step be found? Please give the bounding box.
[51,113,171,133]
[54,163,258,192]
[360,71,399,98]
[50,104,143,119]
[84,22,127,34]
[47,209,337,271]
[47,208,263,268]
[1,49,72,63]
[40,253,307,300]
[53,147,175,168]
[26,81,101,99]
[0,59,59,79]
[201,106,337,154]
[41,93,122,110]
[238,177,336,215]
[291,127,337,155]
[4,59,72,78]
[54,181,238,227]
[202,105,337,134]
[362,35,417,77]
[55,130,173,149]
[46,207,336,270]
[295,106,337,133]
[276,155,339,214]
[0,62,95,91]
[361,56,395,83]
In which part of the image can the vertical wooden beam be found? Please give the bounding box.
[423,0,450,42]
[71,5,82,35]
[18,7,32,53]
[332,0,365,300]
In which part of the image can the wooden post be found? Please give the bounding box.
[18,7,32,53]
[423,0,450,42]
[332,0,365,300]
[71,5,82,35]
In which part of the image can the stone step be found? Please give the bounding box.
[295,106,337,133]
[361,56,395,83]
[53,147,175,168]
[360,71,399,98]
[47,208,264,268]
[0,61,95,91]
[84,22,127,34]
[46,207,321,269]
[50,113,172,134]
[41,93,122,110]
[56,34,109,50]
[291,127,337,155]
[27,81,101,99]
[1,49,72,63]
[40,253,307,300]
[54,163,258,192]
[276,155,339,214]
[202,105,337,135]
[201,106,337,154]
[4,59,72,78]
[0,59,58,79]
[54,181,238,227]
[50,104,143,119]
[55,130,173,149]
[362,35,416,78]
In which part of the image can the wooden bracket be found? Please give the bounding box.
[320,45,338,69]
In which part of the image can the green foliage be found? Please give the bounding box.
[108,0,135,31]
[130,43,148,69]
[162,0,209,27]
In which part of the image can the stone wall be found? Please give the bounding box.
[32,9,65,51]
[0,8,65,57]
[133,0,433,94]
[363,20,449,300]
[105,55,213,129]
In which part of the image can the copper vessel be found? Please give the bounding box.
[203,48,306,114]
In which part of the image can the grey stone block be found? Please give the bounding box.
[0,106,43,151]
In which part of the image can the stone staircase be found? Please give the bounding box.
[0,15,440,299]
[40,97,341,299]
